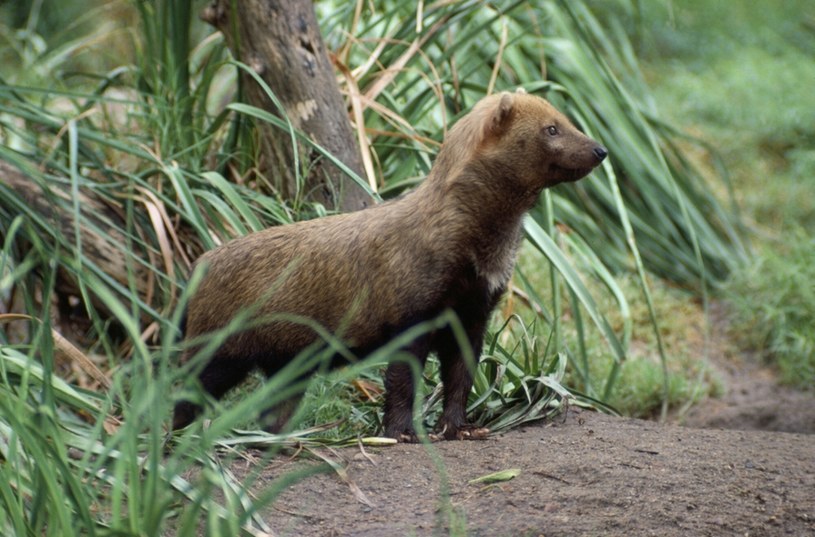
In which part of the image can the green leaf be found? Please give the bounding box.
[469,468,522,485]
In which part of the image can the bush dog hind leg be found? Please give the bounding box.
[382,338,432,442]
[171,353,254,430]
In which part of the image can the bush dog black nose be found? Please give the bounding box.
[593,146,608,162]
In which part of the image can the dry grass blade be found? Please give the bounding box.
[0,313,110,390]
[468,468,521,485]
[141,195,176,281]
[308,447,376,508]
[363,16,450,103]
[51,329,111,390]
[334,54,379,191]
[357,94,439,150]
[486,16,509,96]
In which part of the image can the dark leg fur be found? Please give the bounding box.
[435,323,490,440]
[259,396,301,433]
[383,362,418,441]
[438,351,475,435]
[256,357,303,434]
[383,339,431,442]
[172,354,254,429]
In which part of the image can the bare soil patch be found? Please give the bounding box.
[678,302,815,435]
[244,408,813,536]
[681,356,815,435]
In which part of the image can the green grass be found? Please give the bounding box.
[648,37,815,232]
[634,0,815,388]
[0,0,760,533]
[724,234,815,387]
[1,0,745,425]
[513,243,722,417]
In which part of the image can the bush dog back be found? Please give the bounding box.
[173,90,607,441]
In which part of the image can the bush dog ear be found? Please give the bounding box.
[485,92,516,139]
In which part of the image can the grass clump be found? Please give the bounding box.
[513,244,722,417]
[635,0,815,389]
[598,275,722,417]
[724,234,815,388]
[297,375,383,439]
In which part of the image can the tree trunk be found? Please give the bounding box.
[202,0,371,212]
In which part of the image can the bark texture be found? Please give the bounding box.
[202,0,371,212]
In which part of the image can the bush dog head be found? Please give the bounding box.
[439,90,607,198]
[173,90,607,441]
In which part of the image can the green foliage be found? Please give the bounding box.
[636,0,815,388]
[0,0,755,533]
[637,0,815,232]
[724,234,815,388]
[0,0,129,85]
[0,278,324,535]
[513,246,721,418]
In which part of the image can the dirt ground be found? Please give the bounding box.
[680,355,815,435]
[237,307,814,537]
[244,408,812,537]
[678,303,815,435]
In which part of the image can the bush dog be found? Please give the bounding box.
[172,90,607,441]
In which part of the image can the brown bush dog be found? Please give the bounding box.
[172,90,607,442]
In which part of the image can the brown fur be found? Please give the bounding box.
[172,91,607,441]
